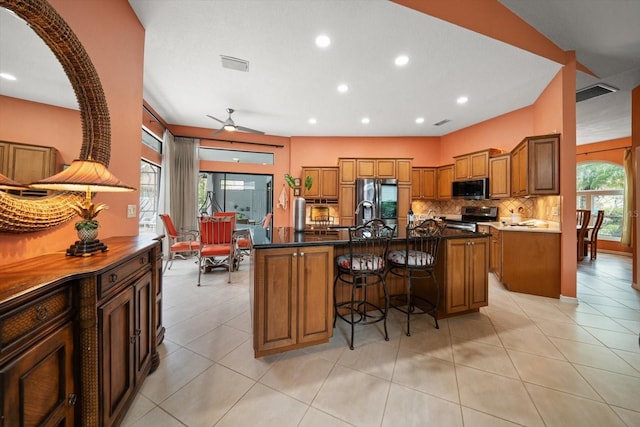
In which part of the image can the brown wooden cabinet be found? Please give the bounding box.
[355,158,396,179]
[339,158,356,183]
[489,153,511,198]
[396,159,412,184]
[0,322,75,426]
[253,245,334,357]
[302,167,339,200]
[397,184,411,231]
[339,184,355,226]
[511,134,559,197]
[489,227,502,280]
[437,164,454,200]
[0,140,59,196]
[411,167,437,199]
[437,236,489,316]
[453,149,500,181]
[0,236,162,427]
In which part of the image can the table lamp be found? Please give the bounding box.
[30,159,136,256]
[0,173,28,190]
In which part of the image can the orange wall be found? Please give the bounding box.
[0,0,144,266]
[0,96,81,165]
[439,107,534,163]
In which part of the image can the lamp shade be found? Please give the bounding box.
[30,159,136,193]
[0,172,28,190]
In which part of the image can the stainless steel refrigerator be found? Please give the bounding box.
[355,178,398,230]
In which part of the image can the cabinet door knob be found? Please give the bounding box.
[110,273,118,283]
[68,393,77,407]
[35,305,49,321]
[299,252,305,257]
[292,252,297,257]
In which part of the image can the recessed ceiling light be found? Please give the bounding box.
[308,118,317,124]
[361,117,370,124]
[415,117,425,124]
[394,55,409,67]
[337,84,349,93]
[457,96,469,105]
[315,34,331,48]
[0,72,16,81]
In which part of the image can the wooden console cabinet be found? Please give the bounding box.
[0,236,163,426]
[252,245,334,357]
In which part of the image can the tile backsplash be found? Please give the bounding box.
[412,196,560,222]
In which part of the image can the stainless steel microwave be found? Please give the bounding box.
[452,178,490,200]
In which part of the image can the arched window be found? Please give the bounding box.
[576,161,624,240]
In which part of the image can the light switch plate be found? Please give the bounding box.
[127,205,136,218]
[551,206,559,216]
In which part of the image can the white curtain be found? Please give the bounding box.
[171,137,199,232]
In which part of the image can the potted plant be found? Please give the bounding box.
[285,174,312,231]
[70,197,106,241]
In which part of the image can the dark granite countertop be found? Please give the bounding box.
[252,226,487,249]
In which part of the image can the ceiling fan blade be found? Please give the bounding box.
[236,125,265,135]
[206,114,225,125]
[212,127,224,136]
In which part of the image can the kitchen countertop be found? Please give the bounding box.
[478,221,561,233]
[252,226,486,249]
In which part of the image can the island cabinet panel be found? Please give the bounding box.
[437,236,489,316]
[253,245,334,357]
[489,227,502,280]
[0,322,75,426]
[501,231,561,298]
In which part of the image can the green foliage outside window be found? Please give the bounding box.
[576,162,625,239]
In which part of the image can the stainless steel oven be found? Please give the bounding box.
[443,206,498,232]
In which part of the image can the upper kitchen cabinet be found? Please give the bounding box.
[301,167,339,200]
[339,159,356,183]
[453,148,501,181]
[411,167,437,200]
[357,159,395,179]
[489,154,511,199]
[396,159,412,184]
[437,164,454,200]
[511,134,559,197]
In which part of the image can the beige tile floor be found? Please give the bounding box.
[122,252,640,427]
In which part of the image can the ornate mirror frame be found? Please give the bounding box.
[0,0,111,232]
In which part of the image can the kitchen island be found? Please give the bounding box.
[250,226,489,357]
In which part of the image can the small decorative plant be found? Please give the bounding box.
[70,198,106,237]
[284,174,313,191]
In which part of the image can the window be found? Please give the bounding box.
[139,160,160,234]
[576,161,624,240]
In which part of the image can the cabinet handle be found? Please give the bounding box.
[110,273,118,283]
[140,257,145,264]
[68,393,77,407]
[35,305,48,321]
[292,252,297,257]
[299,252,305,257]
[130,329,141,344]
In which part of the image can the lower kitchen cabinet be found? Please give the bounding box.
[253,245,334,357]
[437,236,489,316]
[0,322,75,426]
[489,227,502,280]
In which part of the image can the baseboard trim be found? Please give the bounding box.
[560,295,579,304]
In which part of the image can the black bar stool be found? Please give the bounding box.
[334,219,395,350]
[387,218,444,336]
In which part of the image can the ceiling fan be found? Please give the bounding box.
[206,108,264,135]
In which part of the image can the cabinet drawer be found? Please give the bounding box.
[99,252,151,298]
[0,286,73,357]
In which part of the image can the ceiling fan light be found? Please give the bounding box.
[224,124,236,131]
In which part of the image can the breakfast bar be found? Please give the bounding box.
[250,226,489,357]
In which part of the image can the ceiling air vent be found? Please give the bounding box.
[433,119,451,126]
[220,55,249,72]
[576,83,618,103]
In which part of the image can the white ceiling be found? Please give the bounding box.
[1,1,639,145]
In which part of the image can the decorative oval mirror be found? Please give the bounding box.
[0,0,111,232]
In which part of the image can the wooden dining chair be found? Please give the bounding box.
[576,209,591,261]
[584,210,605,260]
